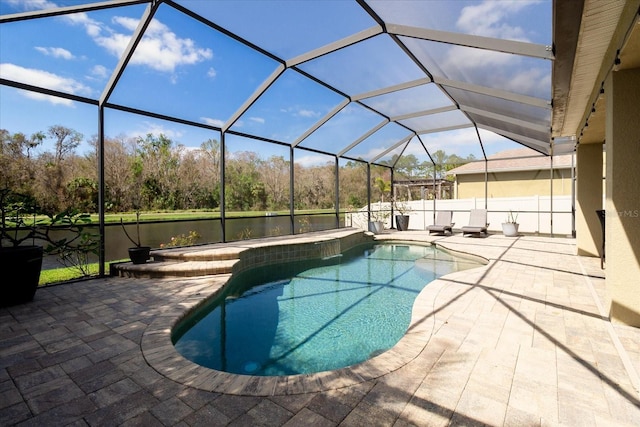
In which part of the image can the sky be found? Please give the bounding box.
[0,0,553,166]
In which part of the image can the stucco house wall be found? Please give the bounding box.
[455,168,573,199]
[448,147,574,199]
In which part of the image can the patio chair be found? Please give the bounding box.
[427,211,454,235]
[461,209,489,237]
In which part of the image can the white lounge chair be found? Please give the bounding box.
[461,209,489,237]
[427,211,454,235]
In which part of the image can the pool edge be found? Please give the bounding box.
[141,230,494,396]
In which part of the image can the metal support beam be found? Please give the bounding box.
[460,104,550,134]
[293,99,350,147]
[337,119,389,157]
[415,123,474,136]
[220,132,226,242]
[367,164,371,224]
[370,134,413,164]
[0,0,148,23]
[435,77,552,110]
[287,25,383,66]
[223,64,286,133]
[100,1,160,105]
[98,106,106,276]
[334,156,340,229]
[390,105,458,122]
[290,145,295,235]
[387,24,554,60]
[352,77,432,101]
[477,124,550,154]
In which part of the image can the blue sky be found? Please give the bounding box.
[0,0,553,165]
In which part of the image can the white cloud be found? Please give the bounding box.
[279,106,320,118]
[250,117,265,124]
[362,146,389,162]
[295,154,329,168]
[112,16,138,32]
[502,67,550,96]
[457,0,537,41]
[126,122,183,141]
[444,45,512,73]
[35,46,74,60]
[6,0,57,11]
[207,67,217,78]
[441,1,550,99]
[0,63,92,104]
[201,117,225,128]
[90,65,108,79]
[65,10,102,37]
[93,31,133,61]
[22,7,214,77]
[419,128,482,154]
[93,16,213,74]
[297,109,319,118]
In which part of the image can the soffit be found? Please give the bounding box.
[555,0,640,147]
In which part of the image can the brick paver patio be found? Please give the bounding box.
[1,230,639,426]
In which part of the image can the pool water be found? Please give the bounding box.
[172,243,482,376]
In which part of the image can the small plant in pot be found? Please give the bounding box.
[120,211,151,264]
[368,202,390,234]
[0,189,98,305]
[501,210,519,237]
[1,189,44,306]
[393,197,412,231]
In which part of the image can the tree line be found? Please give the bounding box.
[1,125,472,217]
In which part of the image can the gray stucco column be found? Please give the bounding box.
[575,143,603,258]
[604,68,640,326]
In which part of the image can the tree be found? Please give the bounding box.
[225,151,266,210]
[394,154,420,180]
[338,160,367,209]
[135,133,180,210]
[89,134,135,212]
[373,177,391,202]
[0,130,44,192]
[259,155,289,210]
[32,126,84,213]
[430,150,448,179]
[48,125,82,164]
[293,162,334,210]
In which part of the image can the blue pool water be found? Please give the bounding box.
[172,242,482,376]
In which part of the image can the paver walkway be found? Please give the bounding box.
[1,231,639,426]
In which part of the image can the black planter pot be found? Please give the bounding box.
[0,245,43,306]
[128,246,151,264]
[395,215,410,231]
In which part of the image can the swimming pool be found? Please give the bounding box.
[172,242,482,376]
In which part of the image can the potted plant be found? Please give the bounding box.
[120,211,151,264]
[0,189,44,306]
[501,211,519,237]
[41,209,99,277]
[393,198,411,231]
[368,202,389,234]
[0,189,98,306]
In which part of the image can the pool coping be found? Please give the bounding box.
[140,231,491,396]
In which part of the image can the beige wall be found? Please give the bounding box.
[576,144,604,258]
[455,168,573,199]
[605,68,640,327]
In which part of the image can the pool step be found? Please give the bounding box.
[113,258,238,279]
[112,246,246,279]
[112,229,372,279]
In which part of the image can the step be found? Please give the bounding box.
[113,258,238,279]
[112,228,371,279]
